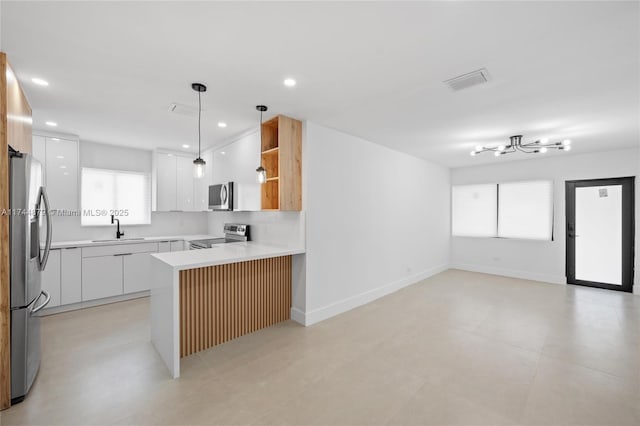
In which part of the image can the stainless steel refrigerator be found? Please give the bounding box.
[9,149,52,403]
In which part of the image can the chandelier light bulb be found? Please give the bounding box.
[470,151,477,156]
[540,147,548,153]
[564,145,572,151]
[562,139,572,146]
[475,145,483,152]
[540,138,549,145]
[497,145,505,151]
[494,151,501,157]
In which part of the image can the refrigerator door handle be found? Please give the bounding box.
[36,186,53,271]
[31,290,51,314]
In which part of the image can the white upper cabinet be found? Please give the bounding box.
[176,155,194,211]
[212,131,260,185]
[32,136,46,178]
[45,137,79,211]
[154,151,211,212]
[32,135,79,212]
[155,152,177,211]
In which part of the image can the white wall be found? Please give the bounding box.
[301,122,451,325]
[52,140,208,242]
[451,148,639,288]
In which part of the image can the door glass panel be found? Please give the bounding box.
[575,185,622,285]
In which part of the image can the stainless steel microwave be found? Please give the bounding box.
[209,182,233,211]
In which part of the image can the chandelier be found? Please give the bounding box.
[470,135,572,157]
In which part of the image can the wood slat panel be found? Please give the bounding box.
[179,256,292,358]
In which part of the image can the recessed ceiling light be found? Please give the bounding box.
[63,172,69,176]
[51,138,60,141]
[283,78,297,87]
[45,121,57,127]
[217,122,227,128]
[220,151,226,155]
[56,155,64,159]
[60,165,66,169]
[32,78,49,86]
[182,144,190,149]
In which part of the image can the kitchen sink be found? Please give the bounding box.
[91,237,146,242]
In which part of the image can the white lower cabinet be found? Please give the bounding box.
[46,239,187,309]
[170,240,184,252]
[82,255,124,301]
[123,252,154,293]
[42,250,61,308]
[61,248,82,304]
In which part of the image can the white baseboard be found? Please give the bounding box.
[451,263,565,285]
[290,263,449,327]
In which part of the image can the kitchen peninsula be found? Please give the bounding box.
[150,242,305,378]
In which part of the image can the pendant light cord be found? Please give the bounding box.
[198,91,202,159]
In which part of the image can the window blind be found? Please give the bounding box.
[81,168,151,226]
[497,180,553,240]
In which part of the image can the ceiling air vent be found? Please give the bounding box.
[168,102,199,117]
[444,68,490,91]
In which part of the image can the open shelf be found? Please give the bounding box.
[261,179,279,210]
[261,146,279,155]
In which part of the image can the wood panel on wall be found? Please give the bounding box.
[179,256,292,358]
[1,52,33,409]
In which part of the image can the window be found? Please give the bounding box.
[498,180,553,240]
[452,184,498,237]
[452,180,554,241]
[81,168,151,226]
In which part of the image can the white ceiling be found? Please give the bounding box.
[2,1,638,167]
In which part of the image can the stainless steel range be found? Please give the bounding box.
[189,223,250,249]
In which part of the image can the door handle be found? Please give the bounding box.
[31,290,51,314]
[36,186,53,271]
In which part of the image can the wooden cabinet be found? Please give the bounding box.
[81,255,123,301]
[61,248,82,305]
[41,249,61,308]
[260,115,302,211]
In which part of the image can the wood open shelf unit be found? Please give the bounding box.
[260,115,302,211]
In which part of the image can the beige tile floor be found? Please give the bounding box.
[1,269,639,426]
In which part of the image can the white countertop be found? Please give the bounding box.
[50,234,216,249]
[151,242,305,270]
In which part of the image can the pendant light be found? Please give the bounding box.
[255,105,268,184]
[192,82,207,179]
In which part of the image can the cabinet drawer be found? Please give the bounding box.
[82,242,158,258]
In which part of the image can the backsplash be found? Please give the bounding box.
[51,212,209,242]
[207,211,305,248]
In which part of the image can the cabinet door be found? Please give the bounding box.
[41,249,61,308]
[158,241,171,253]
[176,156,194,211]
[32,136,46,181]
[61,248,82,305]
[156,153,177,211]
[170,240,184,252]
[123,252,155,293]
[81,256,123,301]
[45,137,78,211]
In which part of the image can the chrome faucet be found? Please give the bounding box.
[111,215,124,239]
